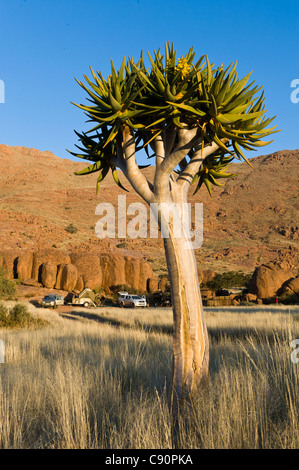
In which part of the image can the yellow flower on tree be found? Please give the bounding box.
[175,57,191,79]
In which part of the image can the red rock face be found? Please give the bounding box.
[31,250,71,281]
[2,246,156,293]
[74,275,84,293]
[200,269,216,284]
[16,252,34,280]
[1,144,297,294]
[0,145,298,276]
[139,259,154,292]
[55,264,67,290]
[0,251,19,279]
[159,277,170,292]
[41,262,57,289]
[100,254,126,290]
[147,277,159,293]
[280,277,299,296]
[70,253,102,290]
[248,262,294,299]
[60,264,78,292]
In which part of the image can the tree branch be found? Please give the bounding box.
[154,134,165,168]
[176,138,229,192]
[154,127,199,201]
[121,125,155,204]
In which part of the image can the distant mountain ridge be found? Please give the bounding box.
[0,144,298,275]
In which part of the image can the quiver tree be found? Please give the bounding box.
[69,43,278,420]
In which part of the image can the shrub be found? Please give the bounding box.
[0,302,47,329]
[110,284,138,298]
[278,293,299,305]
[206,271,252,290]
[116,242,128,249]
[0,303,9,323]
[64,223,78,234]
[10,304,32,324]
[0,267,17,299]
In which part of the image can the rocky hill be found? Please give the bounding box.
[0,144,298,279]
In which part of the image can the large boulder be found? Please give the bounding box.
[74,275,84,293]
[159,276,170,292]
[16,252,34,280]
[138,259,154,292]
[248,262,294,299]
[244,293,257,303]
[202,269,216,284]
[100,254,126,291]
[70,253,102,290]
[0,250,17,279]
[32,249,71,281]
[198,268,216,285]
[147,277,159,293]
[124,256,140,291]
[97,254,153,293]
[41,262,57,289]
[60,264,78,292]
[123,256,153,292]
[279,277,299,297]
[55,263,67,290]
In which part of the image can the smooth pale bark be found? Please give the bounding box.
[157,190,209,420]
[115,125,221,426]
[165,235,209,399]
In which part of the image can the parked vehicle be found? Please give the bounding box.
[118,292,147,308]
[68,288,96,308]
[41,294,64,309]
[148,291,172,307]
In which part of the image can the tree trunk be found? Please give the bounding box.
[160,198,209,427]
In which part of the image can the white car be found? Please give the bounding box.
[118,292,147,308]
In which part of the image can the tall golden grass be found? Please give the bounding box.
[0,302,298,449]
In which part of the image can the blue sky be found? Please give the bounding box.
[0,0,298,165]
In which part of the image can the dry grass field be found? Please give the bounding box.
[0,302,298,449]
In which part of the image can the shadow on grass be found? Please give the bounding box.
[58,309,288,345]
[59,309,174,336]
[29,300,42,308]
[208,326,288,344]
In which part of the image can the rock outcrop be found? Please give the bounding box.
[41,262,58,289]
[159,277,170,292]
[70,253,102,290]
[16,252,34,280]
[0,250,17,279]
[138,258,154,292]
[60,264,78,292]
[279,277,299,297]
[100,254,126,290]
[244,293,257,303]
[147,277,159,293]
[1,248,157,294]
[248,262,294,299]
[74,275,84,293]
[31,250,71,281]
[198,268,216,285]
[54,264,67,290]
